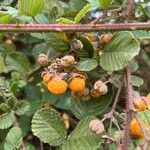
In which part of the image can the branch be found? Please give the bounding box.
[0,23,149,32]
[122,66,134,150]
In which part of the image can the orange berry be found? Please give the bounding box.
[48,78,67,95]
[133,97,149,111]
[43,73,52,84]
[69,77,85,92]
[130,119,145,138]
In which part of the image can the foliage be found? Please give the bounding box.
[0,0,149,149]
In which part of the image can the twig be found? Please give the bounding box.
[122,66,135,150]
[124,0,135,20]
[0,23,149,32]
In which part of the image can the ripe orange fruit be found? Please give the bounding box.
[69,77,85,92]
[133,97,149,111]
[130,119,145,138]
[43,73,52,84]
[47,78,67,95]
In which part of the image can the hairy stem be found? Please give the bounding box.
[0,23,149,32]
[125,0,135,20]
[122,66,134,150]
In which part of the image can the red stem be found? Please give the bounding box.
[122,66,134,150]
[0,23,149,32]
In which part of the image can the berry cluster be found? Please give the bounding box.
[37,54,108,100]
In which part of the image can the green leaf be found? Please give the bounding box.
[0,54,5,73]
[44,0,63,21]
[98,0,113,9]
[79,36,94,58]
[4,127,23,150]
[131,75,144,87]
[44,33,70,52]
[100,31,140,71]
[132,30,150,40]
[74,4,92,23]
[69,0,87,11]
[0,15,11,23]
[0,112,15,129]
[42,91,72,110]
[56,17,75,24]
[18,0,44,16]
[5,52,31,74]
[86,0,100,7]
[138,110,150,127]
[0,103,10,113]
[70,85,113,119]
[32,108,67,146]
[15,101,30,115]
[34,14,49,24]
[62,116,103,150]
[76,58,98,71]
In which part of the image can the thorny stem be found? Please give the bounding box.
[0,23,150,32]
[122,66,135,150]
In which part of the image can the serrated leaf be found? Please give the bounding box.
[57,17,75,24]
[44,33,70,52]
[62,116,103,150]
[70,85,113,119]
[74,4,92,23]
[4,127,23,150]
[18,0,44,16]
[0,112,15,129]
[32,108,67,146]
[5,52,31,74]
[15,101,30,115]
[76,58,98,71]
[0,54,5,73]
[131,75,144,87]
[132,30,150,40]
[98,0,113,9]
[100,31,140,71]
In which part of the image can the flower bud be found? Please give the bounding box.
[71,39,83,51]
[37,54,48,66]
[89,119,104,134]
[60,55,75,67]
[94,80,108,95]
